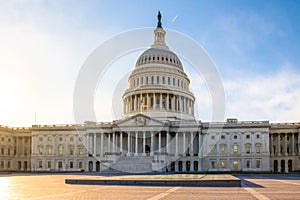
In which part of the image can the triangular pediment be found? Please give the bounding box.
[114,114,166,128]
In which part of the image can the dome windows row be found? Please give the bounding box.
[132,75,188,89]
[136,54,181,68]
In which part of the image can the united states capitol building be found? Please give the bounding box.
[1,13,299,174]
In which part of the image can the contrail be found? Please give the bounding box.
[171,15,178,23]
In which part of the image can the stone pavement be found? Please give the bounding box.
[0,173,300,199]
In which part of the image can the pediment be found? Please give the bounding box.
[114,114,165,128]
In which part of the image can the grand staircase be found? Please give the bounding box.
[108,155,154,174]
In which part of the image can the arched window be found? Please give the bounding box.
[233,144,239,154]
[58,144,64,155]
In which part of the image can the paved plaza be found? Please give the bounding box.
[0,173,300,200]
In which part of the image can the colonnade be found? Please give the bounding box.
[123,93,194,115]
[86,131,202,157]
[270,132,300,156]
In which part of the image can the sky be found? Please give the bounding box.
[1,0,300,126]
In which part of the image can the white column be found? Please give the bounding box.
[270,134,274,155]
[143,132,146,156]
[190,132,194,156]
[166,94,169,110]
[147,93,150,110]
[153,93,156,110]
[120,132,123,155]
[277,133,281,156]
[175,133,178,156]
[93,134,97,155]
[150,132,154,156]
[135,132,138,156]
[166,132,170,154]
[198,133,201,157]
[22,137,25,156]
[292,133,295,156]
[86,134,90,154]
[158,132,161,153]
[284,133,288,156]
[108,133,111,152]
[127,133,131,156]
[112,132,115,153]
[100,133,104,156]
[183,132,186,156]
[160,93,163,110]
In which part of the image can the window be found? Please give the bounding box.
[7,161,10,168]
[39,137,43,142]
[211,161,215,169]
[48,137,52,141]
[221,161,225,168]
[70,162,74,169]
[39,147,43,155]
[58,161,62,169]
[234,135,238,139]
[246,145,251,154]
[246,135,250,139]
[173,78,175,86]
[47,161,51,169]
[256,135,260,139]
[8,138,11,142]
[256,146,261,154]
[48,146,52,155]
[256,160,261,168]
[39,161,42,168]
[246,160,251,168]
[220,144,226,153]
[210,145,216,153]
[233,144,239,154]
[137,78,139,86]
[1,148,4,155]
[211,135,215,140]
[162,77,165,84]
[151,76,154,84]
[156,76,159,84]
[146,77,149,84]
[59,137,63,142]
[79,162,83,169]
[141,77,144,84]
[70,137,74,142]
[168,77,170,85]
[221,135,225,139]
[1,137,4,142]
[1,161,4,168]
[7,149,10,155]
[69,149,74,155]
[58,145,63,155]
[79,148,84,155]
[233,161,238,170]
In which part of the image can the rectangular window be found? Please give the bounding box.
[70,162,73,169]
[256,135,260,139]
[211,161,215,169]
[246,146,251,154]
[141,77,144,84]
[173,78,175,86]
[70,149,74,155]
[48,147,52,155]
[58,161,62,169]
[79,148,83,155]
[1,161,4,168]
[233,161,238,170]
[146,77,149,84]
[39,147,43,155]
[137,78,139,86]
[1,148,4,155]
[7,161,10,168]
[47,161,51,169]
[256,160,260,168]
[221,135,225,139]
[79,162,83,169]
[156,76,159,84]
[151,76,154,84]
[246,160,251,168]
[7,149,10,155]
[168,77,170,85]
[220,145,226,153]
[39,161,42,168]
[256,146,261,154]
[233,144,238,154]
[162,77,165,84]
[246,135,250,139]
[221,161,225,168]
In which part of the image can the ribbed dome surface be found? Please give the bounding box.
[135,48,183,70]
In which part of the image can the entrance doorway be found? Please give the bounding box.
[170,162,175,172]
[18,161,21,171]
[186,161,190,172]
[96,161,100,172]
[274,160,278,173]
[145,145,150,154]
[281,160,285,173]
[288,160,293,172]
[233,161,238,171]
[194,161,198,172]
[178,161,182,172]
[89,161,93,172]
[24,161,28,171]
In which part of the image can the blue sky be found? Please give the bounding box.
[1,0,300,126]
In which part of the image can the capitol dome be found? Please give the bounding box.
[122,12,195,121]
